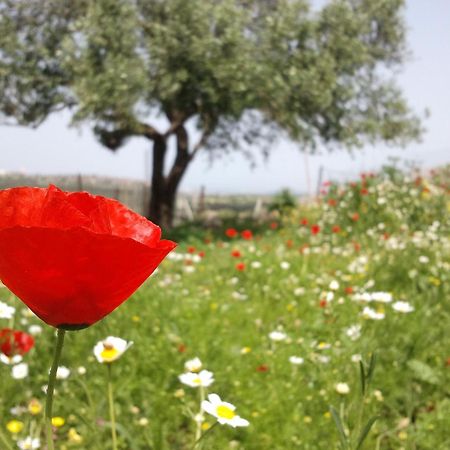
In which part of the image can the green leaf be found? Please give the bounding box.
[329,405,348,450]
[356,416,379,450]
[367,352,377,385]
[359,360,366,395]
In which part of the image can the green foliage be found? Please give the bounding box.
[0,0,421,151]
[268,189,298,216]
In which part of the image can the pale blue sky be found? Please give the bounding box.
[1,0,449,194]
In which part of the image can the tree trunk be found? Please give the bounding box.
[148,135,167,226]
[148,126,192,231]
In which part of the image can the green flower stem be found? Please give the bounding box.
[191,421,219,450]
[45,328,66,450]
[0,425,13,450]
[107,364,118,450]
[194,386,206,443]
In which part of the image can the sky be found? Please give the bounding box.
[1,0,449,195]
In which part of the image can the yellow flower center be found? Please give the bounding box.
[193,377,201,385]
[101,346,119,361]
[52,416,65,427]
[6,420,24,434]
[28,399,43,415]
[216,405,235,420]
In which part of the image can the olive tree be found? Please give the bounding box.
[0,0,422,229]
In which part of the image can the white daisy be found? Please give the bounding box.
[289,356,304,365]
[335,383,350,395]
[17,436,40,449]
[361,306,385,320]
[179,370,214,388]
[28,325,43,336]
[93,337,133,363]
[12,362,29,379]
[0,353,23,365]
[56,366,71,380]
[202,393,249,427]
[0,300,15,319]
[392,301,414,313]
[268,331,287,342]
[184,357,202,373]
[345,324,361,341]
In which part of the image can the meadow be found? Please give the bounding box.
[1,165,449,450]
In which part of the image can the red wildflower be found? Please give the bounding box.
[0,185,176,329]
[300,218,309,226]
[344,286,354,295]
[310,224,320,235]
[241,229,253,240]
[187,246,196,254]
[351,212,360,222]
[225,228,238,238]
[177,344,186,353]
[360,188,369,195]
[332,225,341,234]
[231,250,242,258]
[328,198,337,207]
[286,239,294,249]
[269,222,278,230]
[319,299,327,308]
[0,329,34,357]
[256,364,269,373]
[198,251,205,258]
[235,262,246,271]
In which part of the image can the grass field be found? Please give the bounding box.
[1,165,449,450]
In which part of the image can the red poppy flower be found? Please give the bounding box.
[351,212,360,222]
[0,329,34,357]
[332,225,341,234]
[300,218,309,226]
[187,246,196,254]
[235,262,246,271]
[0,185,176,329]
[328,198,337,207]
[241,229,253,240]
[310,224,320,235]
[225,228,238,238]
[269,222,278,230]
[231,250,241,258]
[256,364,269,373]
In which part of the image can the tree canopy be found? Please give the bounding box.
[0,0,422,227]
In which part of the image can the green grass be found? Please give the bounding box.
[1,166,449,449]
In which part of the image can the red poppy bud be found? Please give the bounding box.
[0,329,34,356]
[231,250,241,258]
[0,185,176,329]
